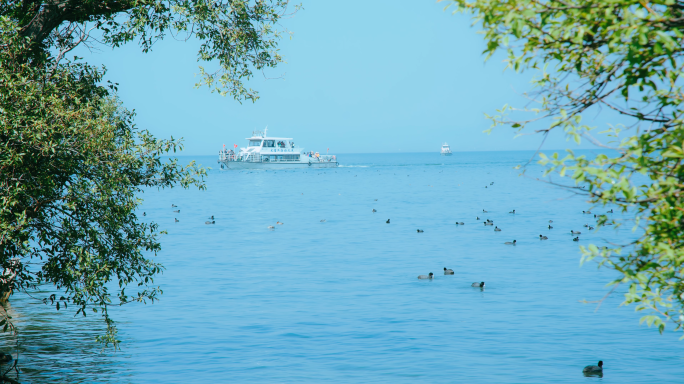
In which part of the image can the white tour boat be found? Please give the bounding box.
[218,128,338,169]
[440,143,452,156]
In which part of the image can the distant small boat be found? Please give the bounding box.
[440,142,452,156]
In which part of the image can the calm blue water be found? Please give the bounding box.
[2,151,682,383]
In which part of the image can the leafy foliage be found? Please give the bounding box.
[3,0,294,102]
[98,0,293,101]
[446,0,684,334]
[0,0,293,347]
[1,21,208,346]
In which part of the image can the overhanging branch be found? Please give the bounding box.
[19,0,134,46]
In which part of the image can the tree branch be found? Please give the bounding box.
[19,0,134,46]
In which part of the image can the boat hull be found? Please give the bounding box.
[219,160,338,169]
[441,152,452,156]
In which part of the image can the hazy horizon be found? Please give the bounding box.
[74,1,633,157]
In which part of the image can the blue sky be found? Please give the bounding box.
[75,1,628,155]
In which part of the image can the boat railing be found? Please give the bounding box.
[306,155,336,163]
[219,150,337,163]
[218,151,238,162]
[218,151,260,162]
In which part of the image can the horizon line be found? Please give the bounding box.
[171,148,611,156]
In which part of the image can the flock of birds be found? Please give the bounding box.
[166,204,216,224]
[161,176,609,376]
[416,269,485,289]
[267,221,285,230]
[400,206,614,290]
[408,207,614,248]
[409,202,609,375]
[377,185,609,374]
[248,191,614,301]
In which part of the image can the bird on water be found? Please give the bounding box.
[172,204,177,207]
[444,268,454,274]
[583,361,603,374]
[509,209,515,214]
[173,210,180,213]
[494,226,502,232]
[386,219,390,224]
[573,237,579,241]
[504,240,517,245]
[372,209,377,213]
[418,273,433,279]
[205,220,215,225]
[471,282,485,288]
[539,235,548,240]
[417,229,424,233]
[174,218,179,222]
[548,225,553,229]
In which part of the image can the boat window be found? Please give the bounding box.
[263,140,275,147]
[249,140,262,147]
[262,154,301,162]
